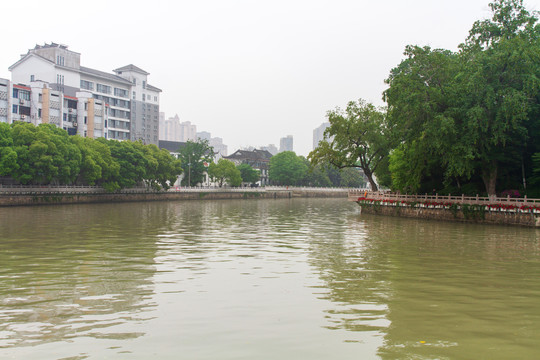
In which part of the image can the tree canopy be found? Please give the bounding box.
[208,159,242,187]
[0,122,182,191]
[237,163,260,184]
[383,0,540,196]
[177,139,214,187]
[309,99,392,191]
[269,151,308,186]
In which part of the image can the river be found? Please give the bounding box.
[0,198,539,359]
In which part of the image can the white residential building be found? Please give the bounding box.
[8,43,161,144]
[0,76,107,138]
[313,122,331,149]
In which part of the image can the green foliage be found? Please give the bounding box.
[308,99,393,191]
[10,123,81,185]
[237,163,260,184]
[208,159,242,187]
[269,151,308,186]
[177,139,214,187]
[461,204,486,220]
[0,123,182,191]
[384,0,540,196]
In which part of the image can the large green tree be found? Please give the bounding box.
[208,159,242,187]
[269,151,308,186]
[237,163,260,184]
[309,99,392,191]
[384,0,540,196]
[0,123,18,177]
[456,0,540,195]
[177,139,214,187]
[10,122,81,185]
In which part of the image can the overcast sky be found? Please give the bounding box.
[1,0,537,156]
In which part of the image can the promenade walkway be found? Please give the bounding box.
[348,190,540,211]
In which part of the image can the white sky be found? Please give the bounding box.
[1,0,537,156]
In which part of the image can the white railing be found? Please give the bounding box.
[0,184,359,195]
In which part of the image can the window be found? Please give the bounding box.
[142,94,145,101]
[56,74,64,85]
[12,105,18,114]
[56,55,65,66]
[96,84,111,94]
[30,75,35,82]
[84,116,87,124]
[133,91,136,100]
[19,91,30,101]
[142,80,146,89]
[114,88,128,98]
[38,109,42,118]
[154,96,157,101]
[81,80,94,91]
[13,89,18,98]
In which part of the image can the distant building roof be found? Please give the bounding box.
[159,140,186,153]
[224,149,273,162]
[80,66,133,85]
[113,64,150,75]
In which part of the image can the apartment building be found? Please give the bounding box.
[0,76,107,138]
[7,43,161,144]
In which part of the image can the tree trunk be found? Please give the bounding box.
[481,160,498,197]
[363,168,378,191]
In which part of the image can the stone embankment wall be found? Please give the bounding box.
[359,203,540,227]
[0,188,349,207]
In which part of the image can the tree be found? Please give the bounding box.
[455,0,540,195]
[0,123,18,177]
[177,139,214,186]
[269,151,307,186]
[237,163,260,185]
[309,99,393,191]
[384,0,540,196]
[106,139,148,188]
[10,123,81,185]
[339,168,366,188]
[208,159,242,187]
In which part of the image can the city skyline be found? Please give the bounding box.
[0,0,522,155]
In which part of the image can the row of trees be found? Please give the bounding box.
[310,0,540,197]
[0,124,364,190]
[175,140,366,188]
[0,122,182,191]
[269,151,366,187]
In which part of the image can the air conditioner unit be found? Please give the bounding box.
[20,115,26,120]
[68,108,73,113]
[73,122,78,127]
[19,99,25,105]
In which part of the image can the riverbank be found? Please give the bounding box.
[0,186,350,207]
[349,191,540,227]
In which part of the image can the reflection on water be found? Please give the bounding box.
[0,198,539,359]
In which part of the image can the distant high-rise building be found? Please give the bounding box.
[160,114,197,142]
[209,137,228,160]
[197,131,211,141]
[279,135,293,153]
[313,122,331,149]
[260,144,278,155]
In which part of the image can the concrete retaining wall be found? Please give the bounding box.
[0,189,348,207]
[359,203,540,227]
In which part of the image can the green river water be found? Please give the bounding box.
[0,198,539,359]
